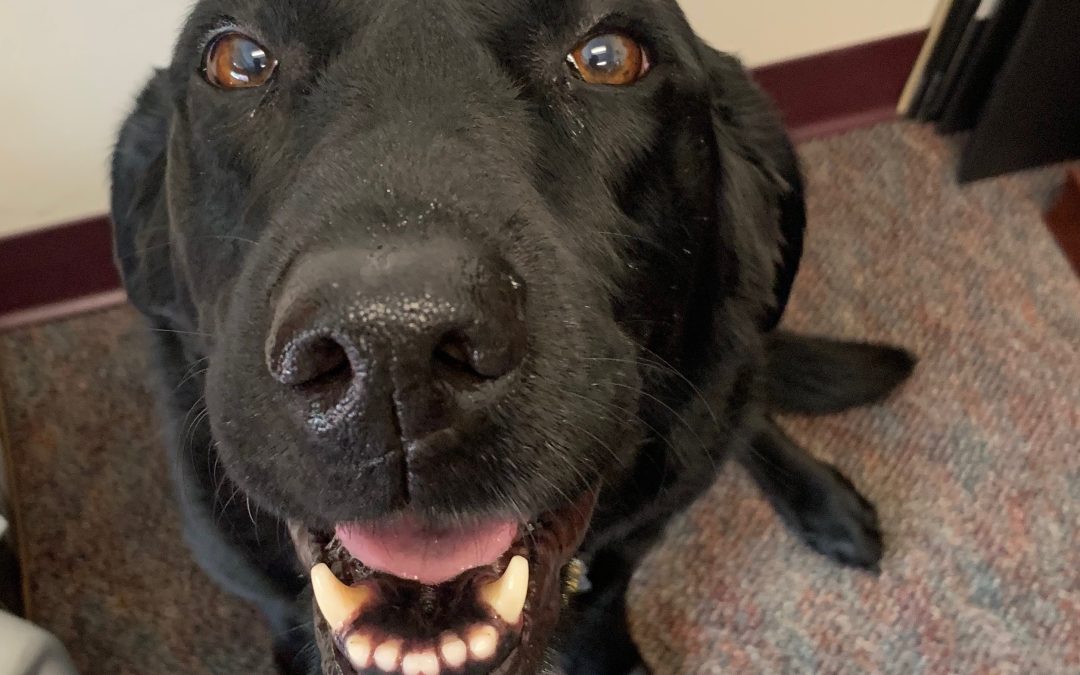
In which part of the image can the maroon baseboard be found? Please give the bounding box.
[0,31,928,329]
[0,217,124,330]
[752,31,927,143]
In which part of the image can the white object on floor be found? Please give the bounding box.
[0,611,78,675]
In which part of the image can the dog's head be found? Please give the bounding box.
[112,0,801,672]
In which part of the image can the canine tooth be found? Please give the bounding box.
[478,555,529,625]
[310,563,374,633]
[467,624,499,661]
[402,650,440,675]
[345,634,373,670]
[373,639,403,672]
[439,633,468,669]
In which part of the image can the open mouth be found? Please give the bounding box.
[290,490,599,675]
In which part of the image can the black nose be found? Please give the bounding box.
[266,242,527,440]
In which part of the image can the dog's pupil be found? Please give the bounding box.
[584,36,626,73]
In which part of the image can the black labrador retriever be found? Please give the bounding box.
[110,1,914,673]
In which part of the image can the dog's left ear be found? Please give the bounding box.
[702,46,805,331]
[110,69,184,325]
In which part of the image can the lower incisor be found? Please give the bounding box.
[401,649,440,675]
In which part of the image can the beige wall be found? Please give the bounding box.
[683,0,938,65]
[0,1,193,239]
[0,1,935,239]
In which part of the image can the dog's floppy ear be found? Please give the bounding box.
[110,69,182,323]
[702,46,805,331]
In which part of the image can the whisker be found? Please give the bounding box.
[556,417,626,470]
[638,345,722,425]
[611,383,712,462]
[181,405,210,452]
[219,484,244,523]
[174,355,210,388]
[211,445,226,499]
[115,234,258,263]
[150,328,212,338]
[245,494,262,546]
[597,231,662,246]
[585,352,721,430]
[552,387,677,459]
[176,396,207,458]
[175,363,210,393]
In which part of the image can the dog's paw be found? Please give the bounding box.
[793,466,884,571]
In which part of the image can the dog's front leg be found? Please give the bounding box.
[557,355,767,675]
[557,531,656,675]
[559,429,733,673]
[739,417,884,570]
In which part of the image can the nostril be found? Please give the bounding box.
[434,334,471,369]
[277,335,353,393]
[298,337,352,388]
[433,332,488,388]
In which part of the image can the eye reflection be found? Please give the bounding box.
[589,44,614,68]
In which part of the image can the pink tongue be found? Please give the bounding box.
[335,517,518,586]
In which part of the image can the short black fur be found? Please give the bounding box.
[110,1,914,673]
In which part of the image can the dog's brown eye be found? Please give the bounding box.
[567,33,650,86]
[203,32,277,89]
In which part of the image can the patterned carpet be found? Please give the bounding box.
[2,123,1078,674]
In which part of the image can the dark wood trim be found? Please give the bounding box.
[0,31,929,328]
[752,30,928,143]
[1045,169,1080,276]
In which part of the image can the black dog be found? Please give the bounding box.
[110,1,913,673]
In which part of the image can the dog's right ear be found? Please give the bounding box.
[701,47,806,332]
[110,69,179,321]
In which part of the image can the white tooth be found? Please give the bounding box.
[439,633,468,669]
[310,563,374,633]
[478,555,529,625]
[345,634,373,670]
[402,650,440,675]
[373,639,403,672]
[467,624,499,661]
